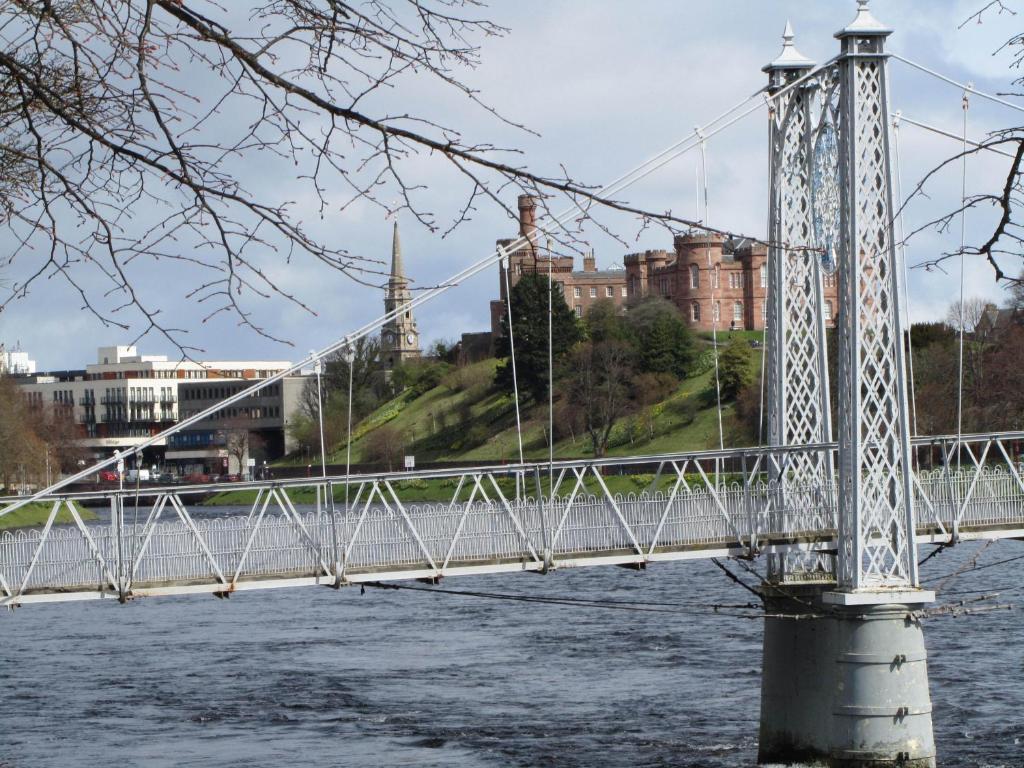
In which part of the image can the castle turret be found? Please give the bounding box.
[517,194,538,246]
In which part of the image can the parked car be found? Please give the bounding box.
[98,470,119,483]
[156,472,177,485]
[222,473,241,482]
[183,473,211,484]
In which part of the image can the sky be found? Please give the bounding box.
[3,0,1023,370]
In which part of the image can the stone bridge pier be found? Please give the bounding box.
[758,585,935,767]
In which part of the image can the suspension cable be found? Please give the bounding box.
[891,113,919,437]
[699,132,726,472]
[956,88,971,457]
[897,113,1016,158]
[547,251,555,496]
[2,68,787,519]
[890,53,1024,116]
[500,247,526,480]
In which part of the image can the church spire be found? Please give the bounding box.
[390,220,405,287]
[381,218,419,369]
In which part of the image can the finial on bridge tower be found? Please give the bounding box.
[763,20,813,73]
[838,0,892,37]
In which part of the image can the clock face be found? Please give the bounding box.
[406,333,415,345]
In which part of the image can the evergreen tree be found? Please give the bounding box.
[625,298,696,379]
[718,338,756,399]
[495,273,582,402]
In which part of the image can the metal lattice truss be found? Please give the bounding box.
[3,433,1024,607]
[834,30,919,592]
[765,56,836,582]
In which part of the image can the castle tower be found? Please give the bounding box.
[381,221,421,368]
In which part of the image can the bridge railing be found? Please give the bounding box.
[2,431,1023,604]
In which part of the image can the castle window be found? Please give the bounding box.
[660,277,669,296]
[712,265,720,289]
[621,286,627,297]
[574,305,582,318]
[574,286,581,299]
[733,301,743,324]
[690,264,699,289]
[691,302,701,322]
[515,263,522,275]
[606,286,614,298]
[590,287,597,298]
[824,300,833,321]
[760,265,767,288]
[762,301,768,321]
[713,302,720,323]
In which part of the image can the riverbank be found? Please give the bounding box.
[0,501,96,530]
[200,472,714,506]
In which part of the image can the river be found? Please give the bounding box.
[1,504,1022,767]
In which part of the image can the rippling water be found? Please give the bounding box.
[2,506,1022,767]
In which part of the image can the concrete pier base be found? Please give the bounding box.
[758,586,936,767]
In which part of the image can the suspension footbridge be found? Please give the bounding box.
[4,3,1023,766]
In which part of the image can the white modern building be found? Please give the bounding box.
[13,345,292,459]
[0,344,36,375]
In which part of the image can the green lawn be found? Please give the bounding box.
[0,501,96,529]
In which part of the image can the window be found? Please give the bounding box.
[689,264,699,289]
[621,286,627,297]
[713,302,720,323]
[712,265,720,290]
[729,272,744,290]
[760,265,767,288]
[824,300,833,321]
[574,305,582,318]
[762,301,768,321]
[691,302,701,322]
[574,286,581,299]
[590,286,597,298]
[606,286,614,298]
[660,277,669,296]
[733,301,743,324]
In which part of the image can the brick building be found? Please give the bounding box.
[490,195,838,334]
[489,195,628,335]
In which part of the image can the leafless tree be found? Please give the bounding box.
[944,296,990,333]
[904,3,1024,285]
[364,423,402,470]
[565,340,634,457]
[0,1,751,355]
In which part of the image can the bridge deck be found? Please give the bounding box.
[3,456,1023,606]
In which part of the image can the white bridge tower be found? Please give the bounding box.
[759,4,935,766]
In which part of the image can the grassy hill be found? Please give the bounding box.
[324,339,760,467]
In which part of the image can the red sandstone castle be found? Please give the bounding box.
[489,195,838,335]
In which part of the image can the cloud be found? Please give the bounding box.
[2,0,1021,369]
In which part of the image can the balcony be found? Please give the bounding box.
[100,395,125,405]
[159,393,177,404]
[78,396,96,406]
